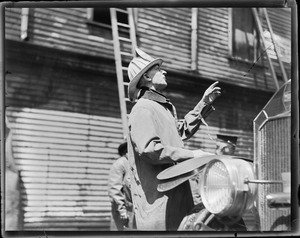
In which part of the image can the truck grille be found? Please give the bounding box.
[255,116,291,231]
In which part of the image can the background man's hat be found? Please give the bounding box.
[216,134,238,146]
[118,141,128,156]
[127,48,163,101]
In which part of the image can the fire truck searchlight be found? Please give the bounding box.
[200,157,257,219]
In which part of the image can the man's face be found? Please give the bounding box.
[215,141,235,155]
[147,65,167,91]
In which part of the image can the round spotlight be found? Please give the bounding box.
[200,157,257,218]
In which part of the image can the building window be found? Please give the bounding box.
[229,8,261,63]
[87,8,128,27]
[86,8,131,40]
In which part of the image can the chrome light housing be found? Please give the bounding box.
[200,157,257,218]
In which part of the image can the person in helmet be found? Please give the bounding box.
[126,48,221,230]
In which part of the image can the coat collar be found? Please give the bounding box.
[138,87,179,127]
[138,87,170,104]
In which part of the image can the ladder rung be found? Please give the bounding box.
[118,37,132,42]
[125,98,131,102]
[117,22,130,28]
[120,51,133,57]
[115,8,128,14]
[122,66,128,71]
[123,82,129,86]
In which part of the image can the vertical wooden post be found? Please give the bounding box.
[191,8,198,71]
[128,8,137,56]
[228,8,233,56]
[20,8,29,40]
[86,8,93,21]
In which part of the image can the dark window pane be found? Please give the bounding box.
[232,8,259,61]
[93,8,111,25]
[92,8,128,26]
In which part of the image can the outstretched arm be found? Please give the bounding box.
[178,81,221,141]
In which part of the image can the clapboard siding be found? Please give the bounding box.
[4,45,123,230]
[184,125,254,159]
[264,8,291,36]
[137,8,192,70]
[5,49,120,117]
[7,107,123,230]
[261,8,291,68]
[198,8,269,90]
[5,8,115,59]
[165,79,273,159]
[5,6,291,91]
[167,77,273,131]
[137,7,291,91]
[4,7,22,39]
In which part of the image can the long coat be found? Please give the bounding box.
[127,89,213,230]
[108,156,134,230]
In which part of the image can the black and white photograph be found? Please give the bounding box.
[1,0,298,236]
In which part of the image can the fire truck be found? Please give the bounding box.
[157,79,292,231]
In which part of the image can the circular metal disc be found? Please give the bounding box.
[157,155,249,180]
[157,170,197,192]
[157,155,218,180]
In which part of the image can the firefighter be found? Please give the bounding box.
[126,48,221,230]
[108,141,135,230]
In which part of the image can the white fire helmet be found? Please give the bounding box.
[127,48,163,101]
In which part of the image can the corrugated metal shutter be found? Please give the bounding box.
[7,107,123,230]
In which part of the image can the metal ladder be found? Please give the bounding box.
[252,8,288,90]
[110,8,137,137]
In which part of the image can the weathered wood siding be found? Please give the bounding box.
[261,8,292,76]
[5,45,123,230]
[136,8,291,92]
[5,8,115,60]
[7,108,122,230]
[136,8,192,70]
[165,78,273,159]
[6,7,291,93]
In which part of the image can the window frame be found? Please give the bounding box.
[228,8,262,64]
[86,8,112,29]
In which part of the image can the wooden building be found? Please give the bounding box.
[3,3,291,231]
